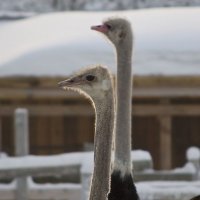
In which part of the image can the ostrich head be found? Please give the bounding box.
[91,17,133,49]
[58,65,112,101]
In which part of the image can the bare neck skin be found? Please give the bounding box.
[89,92,115,200]
[113,41,133,175]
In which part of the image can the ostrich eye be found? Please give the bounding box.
[86,75,95,82]
[105,24,112,30]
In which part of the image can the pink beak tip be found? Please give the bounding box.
[90,24,108,33]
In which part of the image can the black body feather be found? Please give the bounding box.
[108,170,140,200]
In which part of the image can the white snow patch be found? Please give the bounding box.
[131,150,152,161]
[0,150,150,172]
[137,181,200,200]
[173,163,196,174]
[0,181,15,190]
[187,147,200,161]
[0,149,199,198]
[0,152,83,170]
[80,152,94,174]
[0,152,8,158]
[0,8,200,76]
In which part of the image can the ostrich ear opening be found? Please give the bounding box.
[118,30,126,39]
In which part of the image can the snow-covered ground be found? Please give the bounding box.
[0,7,200,77]
[0,148,199,199]
[0,179,199,200]
[137,180,200,200]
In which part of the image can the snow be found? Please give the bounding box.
[0,152,84,170]
[0,7,200,77]
[172,163,196,174]
[0,179,199,200]
[131,149,152,161]
[0,150,150,172]
[80,152,94,173]
[0,181,15,190]
[0,152,8,158]
[0,149,199,198]
[137,181,200,200]
[0,178,81,190]
[187,147,200,161]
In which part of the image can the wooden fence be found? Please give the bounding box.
[1,76,200,170]
[0,109,82,200]
[1,102,200,169]
[0,108,199,200]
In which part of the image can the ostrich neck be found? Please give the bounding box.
[89,93,114,200]
[114,44,133,174]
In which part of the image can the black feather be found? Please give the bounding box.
[108,170,140,200]
[190,195,200,200]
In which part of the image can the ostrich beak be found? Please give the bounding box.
[91,24,109,33]
[58,77,82,89]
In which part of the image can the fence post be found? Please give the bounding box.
[159,99,172,169]
[0,117,2,153]
[14,108,29,200]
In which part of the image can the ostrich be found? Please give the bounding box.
[58,66,115,200]
[190,195,200,200]
[91,18,139,199]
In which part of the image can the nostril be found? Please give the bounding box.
[58,78,76,88]
[69,79,74,83]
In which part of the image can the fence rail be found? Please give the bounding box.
[1,104,200,116]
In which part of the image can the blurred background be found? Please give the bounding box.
[0,0,200,168]
[0,2,200,198]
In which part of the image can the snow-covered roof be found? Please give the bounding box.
[0,7,200,77]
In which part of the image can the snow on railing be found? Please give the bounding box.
[187,146,200,179]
